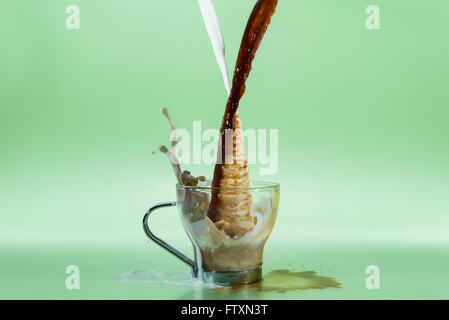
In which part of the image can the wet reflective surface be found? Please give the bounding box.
[2,244,448,299]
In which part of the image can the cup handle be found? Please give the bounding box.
[143,201,197,276]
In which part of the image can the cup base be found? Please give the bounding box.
[203,268,262,285]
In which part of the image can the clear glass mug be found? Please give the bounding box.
[143,181,280,285]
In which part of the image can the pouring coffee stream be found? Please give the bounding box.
[208,0,279,238]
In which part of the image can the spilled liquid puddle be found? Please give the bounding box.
[225,269,341,293]
[115,269,341,293]
[114,270,220,289]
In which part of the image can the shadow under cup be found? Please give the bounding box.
[143,181,280,285]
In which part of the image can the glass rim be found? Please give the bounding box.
[176,180,280,191]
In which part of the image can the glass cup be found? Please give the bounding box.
[143,181,280,285]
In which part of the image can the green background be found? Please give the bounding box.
[1,0,448,299]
